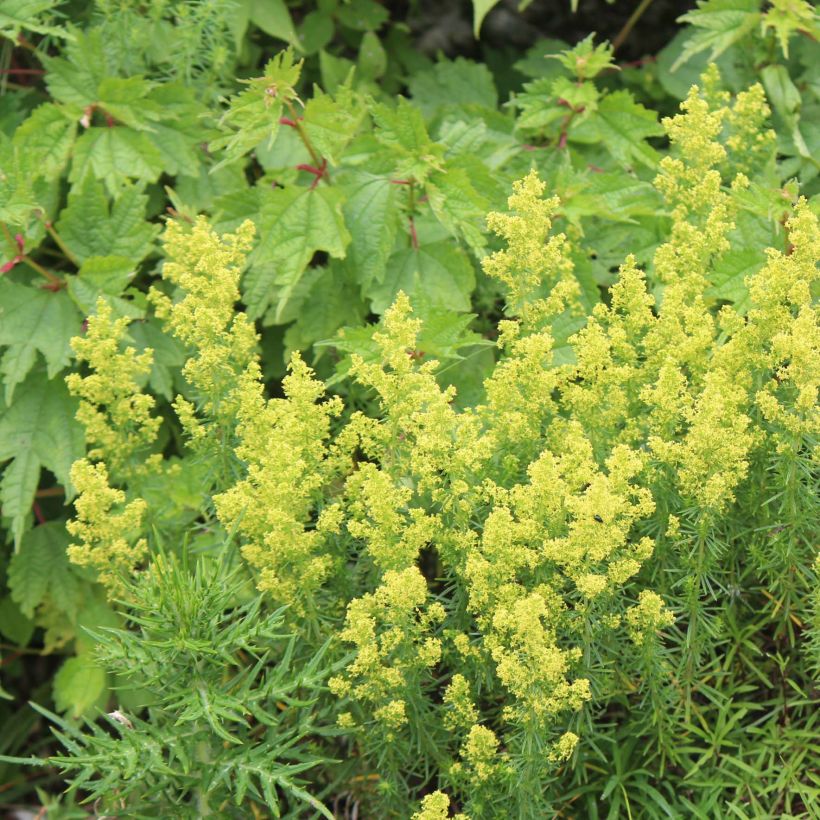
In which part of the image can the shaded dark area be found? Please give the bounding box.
[404,0,698,60]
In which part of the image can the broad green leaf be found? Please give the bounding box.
[42,28,109,107]
[67,256,143,319]
[96,76,160,130]
[372,97,445,181]
[339,172,400,289]
[319,49,355,94]
[249,0,300,48]
[408,58,498,118]
[705,248,765,313]
[144,83,210,178]
[570,91,664,168]
[56,178,158,263]
[0,136,40,224]
[70,127,165,190]
[8,522,70,616]
[12,103,77,180]
[0,596,34,646]
[672,0,761,71]
[302,85,366,165]
[299,11,334,55]
[247,185,351,319]
[53,655,107,718]
[368,242,475,314]
[335,0,389,31]
[282,265,367,358]
[425,167,488,252]
[0,370,85,544]
[357,31,387,80]
[472,0,501,38]
[0,281,82,401]
[128,319,186,402]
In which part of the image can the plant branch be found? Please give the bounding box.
[612,0,656,54]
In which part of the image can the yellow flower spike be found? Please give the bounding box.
[66,299,161,478]
[66,459,148,595]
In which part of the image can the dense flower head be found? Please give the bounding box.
[66,459,147,594]
[66,299,160,477]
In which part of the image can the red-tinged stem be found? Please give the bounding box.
[391,179,412,185]
[284,100,330,184]
[16,34,37,52]
[407,181,419,250]
[0,67,44,75]
[296,159,329,189]
[32,501,46,525]
[36,486,65,498]
[2,222,66,287]
[588,164,605,173]
[279,116,300,127]
[618,55,657,69]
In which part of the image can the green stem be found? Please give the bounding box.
[38,212,80,266]
[612,0,656,54]
[284,100,330,183]
[23,254,64,287]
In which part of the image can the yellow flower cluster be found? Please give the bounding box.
[482,170,577,329]
[214,354,343,608]
[150,217,257,438]
[328,566,444,740]
[412,791,467,820]
[66,459,147,594]
[66,300,160,477]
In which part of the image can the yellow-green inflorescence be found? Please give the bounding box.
[66,300,161,593]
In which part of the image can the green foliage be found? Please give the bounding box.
[0,0,818,816]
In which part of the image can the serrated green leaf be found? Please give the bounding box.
[368,242,475,314]
[56,178,158,263]
[282,265,366,357]
[339,172,400,289]
[67,255,143,319]
[42,27,109,107]
[672,0,761,71]
[247,185,351,319]
[53,656,107,718]
[8,522,69,616]
[0,596,34,646]
[97,76,160,130]
[573,91,664,168]
[70,126,165,190]
[144,83,210,178]
[0,371,84,544]
[0,136,41,224]
[408,58,498,118]
[0,281,82,401]
[372,97,445,181]
[425,167,488,252]
[302,85,365,165]
[705,248,766,313]
[12,103,77,181]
